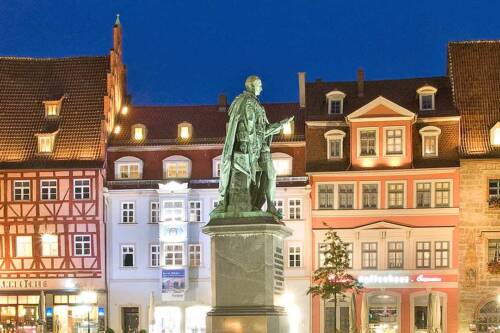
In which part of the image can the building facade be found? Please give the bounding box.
[303,71,461,333]
[0,20,126,333]
[105,102,312,332]
[449,41,500,333]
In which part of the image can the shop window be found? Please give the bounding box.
[189,244,202,267]
[122,307,139,333]
[165,243,184,266]
[162,200,184,222]
[121,202,135,224]
[367,293,399,332]
[121,244,135,267]
[74,235,91,256]
[288,245,302,268]
[40,180,57,200]
[272,152,293,176]
[387,183,405,209]
[13,180,30,201]
[16,236,32,257]
[186,306,210,333]
[41,234,58,257]
[435,241,449,268]
[361,242,377,269]
[412,293,445,333]
[435,182,450,207]
[150,244,160,267]
[150,202,160,223]
[385,128,404,155]
[189,201,202,222]
[416,183,432,208]
[163,156,191,179]
[359,129,378,157]
[338,184,354,209]
[74,179,91,200]
[288,198,302,220]
[416,241,431,268]
[318,184,334,209]
[362,184,378,209]
[388,241,404,269]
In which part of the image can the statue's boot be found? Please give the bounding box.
[267,203,282,220]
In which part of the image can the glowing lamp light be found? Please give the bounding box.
[121,105,129,115]
[282,122,292,135]
[80,290,97,304]
[493,128,500,146]
[114,125,121,134]
[180,126,190,139]
[41,233,56,243]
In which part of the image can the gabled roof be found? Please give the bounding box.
[448,40,500,157]
[110,102,304,146]
[346,96,416,122]
[306,76,456,121]
[0,56,110,169]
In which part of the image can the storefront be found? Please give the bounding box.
[0,294,40,333]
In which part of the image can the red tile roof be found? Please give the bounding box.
[448,40,500,157]
[0,56,110,168]
[110,102,304,146]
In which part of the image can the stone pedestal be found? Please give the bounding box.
[202,215,292,333]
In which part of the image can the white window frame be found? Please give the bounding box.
[415,182,432,208]
[41,234,58,257]
[385,181,407,209]
[419,126,441,158]
[73,179,91,200]
[189,244,202,267]
[40,179,57,201]
[150,244,161,267]
[74,235,91,257]
[188,200,202,222]
[490,122,500,147]
[37,134,56,154]
[361,242,378,269]
[318,183,335,210]
[326,90,346,115]
[434,241,449,268]
[162,200,185,222]
[273,199,285,218]
[383,126,405,157]
[178,122,193,139]
[114,156,143,180]
[288,198,302,220]
[272,152,293,177]
[416,241,432,268]
[150,202,160,223]
[13,180,30,201]
[413,179,453,208]
[43,99,62,117]
[360,181,380,209]
[287,243,302,268]
[163,155,192,179]
[417,85,437,111]
[121,244,135,268]
[324,130,346,160]
[121,202,135,224]
[131,124,146,141]
[212,155,222,178]
[164,243,185,267]
[16,236,32,257]
[357,127,379,158]
[337,182,356,210]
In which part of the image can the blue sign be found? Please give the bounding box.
[161,268,186,300]
[98,307,105,316]
[46,307,53,317]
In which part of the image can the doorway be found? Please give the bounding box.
[122,307,139,333]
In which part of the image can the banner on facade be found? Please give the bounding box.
[159,223,188,243]
[161,268,186,301]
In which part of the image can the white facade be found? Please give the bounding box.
[105,180,312,333]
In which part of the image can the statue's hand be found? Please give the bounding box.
[280,116,294,125]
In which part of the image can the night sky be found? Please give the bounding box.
[1,1,499,105]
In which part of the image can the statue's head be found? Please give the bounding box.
[245,75,263,96]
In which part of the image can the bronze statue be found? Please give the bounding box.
[211,76,293,219]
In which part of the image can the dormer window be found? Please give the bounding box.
[326,91,346,115]
[417,86,437,111]
[178,122,193,140]
[115,156,143,179]
[163,155,191,179]
[43,98,63,117]
[131,124,146,141]
[419,126,441,157]
[324,129,346,159]
[272,152,293,176]
[36,133,56,154]
[491,122,500,146]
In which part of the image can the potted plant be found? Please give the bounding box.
[489,196,500,208]
[487,261,500,273]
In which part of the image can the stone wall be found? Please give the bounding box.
[459,159,500,332]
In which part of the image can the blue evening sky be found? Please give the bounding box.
[0,0,499,105]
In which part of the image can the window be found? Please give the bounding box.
[16,236,32,257]
[40,180,57,200]
[273,199,284,217]
[213,155,222,178]
[41,234,58,257]
[435,241,449,268]
[387,183,404,209]
[326,91,346,114]
[491,122,500,146]
[118,163,140,179]
[150,244,160,267]
[163,156,191,178]
[131,124,146,141]
[362,184,378,209]
[178,122,193,139]
[388,241,404,269]
[416,241,431,268]
[490,180,500,201]
[288,245,302,267]
[288,199,302,220]
[150,202,160,223]
[416,183,432,208]
[121,202,135,224]
[385,128,403,155]
[189,244,202,267]
[165,243,184,266]
[419,126,441,157]
[74,235,91,256]
[74,179,90,200]
[345,243,353,268]
[272,153,293,176]
[324,130,346,159]
[13,180,30,201]
[488,239,500,263]
[121,245,135,267]
[359,129,377,157]
[37,134,56,153]
[163,201,184,222]
[361,242,377,269]
[417,86,437,111]
[338,184,354,209]
[189,201,202,222]
[44,100,62,117]
[318,184,334,209]
[435,182,450,207]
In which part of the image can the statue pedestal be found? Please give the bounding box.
[202,215,292,333]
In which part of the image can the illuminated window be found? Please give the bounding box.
[288,245,302,267]
[162,200,184,222]
[385,128,404,155]
[40,180,57,200]
[74,179,90,200]
[491,122,500,146]
[43,99,62,117]
[272,152,293,176]
[13,180,30,201]
[131,124,146,141]
[338,184,354,209]
[324,130,346,159]
[165,243,184,266]
[41,234,58,257]
[37,134,56,153]
[189,201,202,222]
[416,183,432,208]
[362,184,378,209]
[189,244,202,267]
[288,199,302,220]
[359,129,377,157]
[318,184,334,209]
[273,199,284,217]
[417,86,437,111]
[387,183,405,208]
[388,241,404,269]
[435,241,449,268]
[150,244,160,267]
[121,202,135,223]
[435,182,450,207]
[361,242,377,269]
[121,244,135,267]
[326,90,346,114]
[74,235,91,256]
[16,236,32,257]
[178,122,193,139]
[150,202,160,223]
[416,241,431,268]
[419,126,441,157]
[115,156,143,179]
[163,156,191,178]
[490,180,500,201]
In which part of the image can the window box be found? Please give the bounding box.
[489,197,500,208]
[487,261,500,274]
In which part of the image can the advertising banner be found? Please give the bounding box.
[161,268,186,301]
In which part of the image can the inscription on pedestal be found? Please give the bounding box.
[274,246,284,294]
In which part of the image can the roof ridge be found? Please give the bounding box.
[132,102,299,109]
[448,40,500,45]
[307,75,448,85]
[0,55,109,61]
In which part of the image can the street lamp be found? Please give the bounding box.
[80,291,97,333]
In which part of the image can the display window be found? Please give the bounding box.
[367,293,400,333]
[0,295,40,333]
[411,292,446,333]
[53,294,99,333]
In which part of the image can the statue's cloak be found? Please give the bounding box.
[218,91,259,207]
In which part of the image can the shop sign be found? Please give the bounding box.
[358,274,409,284]
[161,268,186,301]
[0,279,48,289]
[159,222,187,242]
[46,307,53,332]
[415,274,442,282]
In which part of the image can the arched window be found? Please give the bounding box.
[475,299,500,332]
[114,156,143,179]
[419,126,442,157]
[417,85,437,111]
[324,129,346,159]
[272,152,293,176]
[163,155,192,179]
[131,123,146,141]
[212,155,222,178]
[326,90,346,114]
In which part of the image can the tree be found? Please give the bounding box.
[307,228,363,333]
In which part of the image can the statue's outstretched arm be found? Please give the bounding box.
[264,116,294,137]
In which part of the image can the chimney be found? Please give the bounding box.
[298,72,306,108]
[357,68,365,97]
[218,93,228,112]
